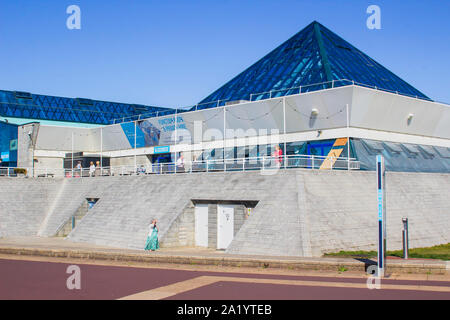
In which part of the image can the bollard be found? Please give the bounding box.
[402,217,409,259]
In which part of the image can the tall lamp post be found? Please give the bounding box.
[28,124,36,177]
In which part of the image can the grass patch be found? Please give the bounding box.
[387,243,450,260]
[325,250,377,259]
[338,266,348,272]
[324,243,450,261]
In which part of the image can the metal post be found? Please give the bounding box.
[223,106,226,161]
[402,218,409,259]
[346,103,350,170]
[283,97,287,169]
[71,132,74,178]
[134,120,137,174]
[174,109,178,169]
[100,127,103,172]
[376,155,387,277]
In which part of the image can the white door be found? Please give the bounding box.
[195,204,209,247]
[217,205,234,249]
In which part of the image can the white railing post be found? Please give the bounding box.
[312,155,315,169]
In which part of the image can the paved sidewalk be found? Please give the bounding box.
[0,237,448,275]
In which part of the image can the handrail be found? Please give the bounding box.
[54,214,75,236]
[110,78,436,124]
[0,154,360,179]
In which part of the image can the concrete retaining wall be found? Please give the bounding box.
[0,170,448,257]
[0,178,53,237]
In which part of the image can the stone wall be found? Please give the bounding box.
[0,170,449,257]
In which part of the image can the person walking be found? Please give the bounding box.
[272,145,283,168]
[89,161,96,177]
[95,161,101,176]
[75,161,82,177]
[176,152,185,173]
[144,219,159,251]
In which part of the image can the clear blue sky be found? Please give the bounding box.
[0,0,449,107]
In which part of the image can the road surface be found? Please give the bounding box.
[0,255,449,300]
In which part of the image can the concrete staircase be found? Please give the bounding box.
[1,170,449,257]
[37,177,114,237]
[55,200,90,237]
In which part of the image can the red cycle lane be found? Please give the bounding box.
[0,258,449,300]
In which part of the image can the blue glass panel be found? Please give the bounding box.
[353,138,450,173]
[197,21,430,106]
[0,90,173,125]
[0,121,18,167]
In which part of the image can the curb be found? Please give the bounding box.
[0,247,447,275]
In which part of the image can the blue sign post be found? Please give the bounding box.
[376,155,387,277]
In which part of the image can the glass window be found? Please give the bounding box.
[383,142,402,154]
[433,147,450,159]
[401,144,419,158]
[417,145,435,159]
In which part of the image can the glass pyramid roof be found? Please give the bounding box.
[0,90,171,125]
[197,21,430,108]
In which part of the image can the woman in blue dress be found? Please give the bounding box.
[144,219,159,251]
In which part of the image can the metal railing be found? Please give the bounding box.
[0,155,360,179]
[111,78,435,124]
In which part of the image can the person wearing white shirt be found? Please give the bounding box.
[89,161,96,177]
[176,153,185,173]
